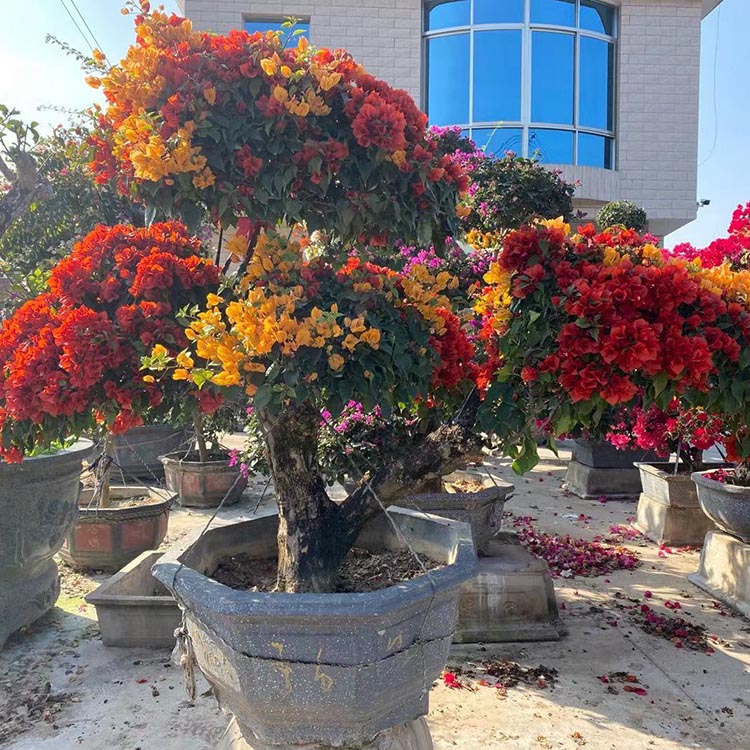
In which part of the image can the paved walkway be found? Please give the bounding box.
[2,447,749,750]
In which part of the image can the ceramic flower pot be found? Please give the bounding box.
[152,508,477,750]
[692,470,750,543]
[112,425,190,482]
[0,439,94,648]
[160,452,247,508]
[573,439,658,469]
[59,485,175,571]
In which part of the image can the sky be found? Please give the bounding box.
[0,0,747,249]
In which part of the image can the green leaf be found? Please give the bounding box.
[253,385,274,411]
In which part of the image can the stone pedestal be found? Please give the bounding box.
[689,530,750,618]
[635,493,715,546]
[563,459,642,500]
[454,532,566,643]
[634,463,721,546]
[218,717,432,750]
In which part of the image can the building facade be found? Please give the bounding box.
[177,0,723,236]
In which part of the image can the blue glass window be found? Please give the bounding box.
[244,19,310,44]
[473,0,524,24]
[532,32,574,125]
[426,34,470,126]
[578,133,613,168]
[531,0,575,26]
[474,31,522,122]
[528,129,574,163]
[424,1,616,169]
[579,37,614,130]
[426,0,470,30]
[580,1,615,35]
[472,127,523,157]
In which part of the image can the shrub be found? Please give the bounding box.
[596,200,648,233]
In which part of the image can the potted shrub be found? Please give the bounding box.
[0,221,228,572]
[91,8,478,746]
[623,401,727,545]
[473,220,740,480]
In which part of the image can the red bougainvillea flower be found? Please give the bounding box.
[0,221,223,462]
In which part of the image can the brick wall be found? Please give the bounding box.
[178,0,709,236]
[177,0,422,101]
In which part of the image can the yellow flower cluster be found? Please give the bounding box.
[122,118,213,186]
[400,265,458,335]
[697,263,750,301]
[474,262,512,332]
[466,228,504,250]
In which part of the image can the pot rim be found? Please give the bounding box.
[77,485,176,520]
[691,468,750,495]
[159,450,235,467]
[636,461,733,478]
[152,507,477,617]
[18,437,95,463]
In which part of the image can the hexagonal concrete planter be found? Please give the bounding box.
[0,439,94,648]
[59,486,174,572]
[160,452,247,508]
[634,463,725,546]
[112,425,189,482]
[152,508,477,750]
[564,439,658,500]
[692,470,750,543]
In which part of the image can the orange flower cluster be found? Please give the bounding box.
[88,8,467,244]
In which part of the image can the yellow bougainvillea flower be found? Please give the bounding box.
[151,343,168,358]
[203,86,216,104]
[328,353,345,371]
[360,329,381,349]
[539,216,571,237]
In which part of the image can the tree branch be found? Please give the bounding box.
[0,150,53,238]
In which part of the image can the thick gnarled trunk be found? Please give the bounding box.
[259,394,484,593]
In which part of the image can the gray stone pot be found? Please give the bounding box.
[692,470,750,543]
[152,508,477,749]
[573,439,658,469]
[407,469,513,554]
[160,452,247,508]
[0,439,94,648]
[112,425,189,482]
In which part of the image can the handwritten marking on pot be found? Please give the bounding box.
[273,662,293,695]
[315,648,334,693]
[387,633,403,652]
[271,641,284,657]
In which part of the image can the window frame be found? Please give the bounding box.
[422,0,617,169]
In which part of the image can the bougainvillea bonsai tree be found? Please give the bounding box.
[475,220,750,475]
[92,7,480,593]
[0,221,223,466]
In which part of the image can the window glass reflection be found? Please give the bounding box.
[580,1,615,35]
[426,0,470,30]
[426,34,470,125]
[473,0,524,24]
[474,31,522,122]
[578,133,613,168]
[244,19,310,44]
[532,32,574,125]
[530,0,575,26]
[579,37,613,130]
[472,127,523,157]
[528,128,574,163]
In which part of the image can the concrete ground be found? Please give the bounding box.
[3,445,750,750]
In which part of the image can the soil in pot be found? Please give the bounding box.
[79,493,165,510]
[213,547,444,593]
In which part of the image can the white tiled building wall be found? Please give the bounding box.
[177,0,712,237]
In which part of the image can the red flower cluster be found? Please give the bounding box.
[0,222,221,462]
[429,310,478,391]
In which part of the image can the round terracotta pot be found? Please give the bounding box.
[112,425,190,482]
[0,439,94,648]
[160,452,247,508]
[692,469,750,543]
[59,485,174,571]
